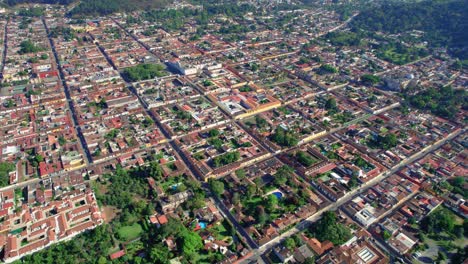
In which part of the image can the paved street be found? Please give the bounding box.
[240,127,465,263]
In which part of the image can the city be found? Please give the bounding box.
[0,0,466,263]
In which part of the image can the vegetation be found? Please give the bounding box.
[19,163,207,263]
[69,0,172,16]
[448,177,468,198]
[325,31,362,47]
[318,64,338,74]
[122,64,166,82]
[49,26,76,41]
[239,86,252,92]
[273,165,295,186]
[18,224,114,264]
[212,151,240,168]
[18,7,45,17]
[147,218,205,262]
[361,74,381,85]
[117,223,143,241]
[324,97,338,114]
[421,207,456,235]
[58,136,66,146]
[382,230,391,241]
[375,42,428,65]
[295,151,318,167]
[309,211,352,245]
[451,246,468,264]
[208,179,225,197]
[7,0,72,5]
[270,126,299,147]
[18,40,44,55]
[367,133,398,150]
[96,165,150,211]
[405,86,466,120]
[351,0,468,59]
[0,162,15,187]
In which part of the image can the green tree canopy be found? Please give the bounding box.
[310,211,352,245]
[209,179,225,197]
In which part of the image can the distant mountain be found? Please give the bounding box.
[351,0,468,59]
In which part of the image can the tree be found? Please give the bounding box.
[382,230,392,241]
[58,136,67,146]
[324,97,338,113]
[266,194,279,209]
[296,151,317,167]
[311,211,352,245]
[232,192,241,206]
[235,169,246,180]
[122,63,166,82]
[18,7,45,17]
[318,64,338,74]
[18,40,44,54]
[246,184,256,198]
[421,208,456,234]
[209,129,220,137]
[270,126,299,147]
[185,191,205,210]
[9,0,73,6]
[361,74,381,85]
[0,162,15,187]
[180,231,203,256]
[209,179,225,197]
[149,244,170,264]
[437,251,447,262]
[284,237,296,250]
[383,133,398,149]
[348,176,359,189]
[369,133,398,150]
[274,171,288,186]
[249,62,259,72]
[97,256,107,264]
[405,85,465,120]
[212,151,240,167]
[69,0,172,16]
[304,256,315,264]
[350,0,468,60]
[256,206,268,225]
[255,115,268,129]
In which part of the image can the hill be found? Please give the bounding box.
[68,0,172,16]
[6,0,73,5]
[351,0,468,59]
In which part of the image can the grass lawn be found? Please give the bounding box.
[210,219,235,241]
[242,196,264,212]
[117,223,143,241]
[211,222,228,237]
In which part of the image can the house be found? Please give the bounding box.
[301,235,333,256]
[273,245,295,263]
[387,231,417,255]
[159,190,193,213]
[109,250,126,260]
[294,244,315,263]
[317,231,389,264]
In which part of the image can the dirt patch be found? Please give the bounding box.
[102,206,120,223]
[97,182,109,194]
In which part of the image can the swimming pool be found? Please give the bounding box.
[272,191,283,199]
[199,222,207,229]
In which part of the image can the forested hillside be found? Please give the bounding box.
[351,0,468,59]
[6,0,73,5]
[68,0,172,16]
